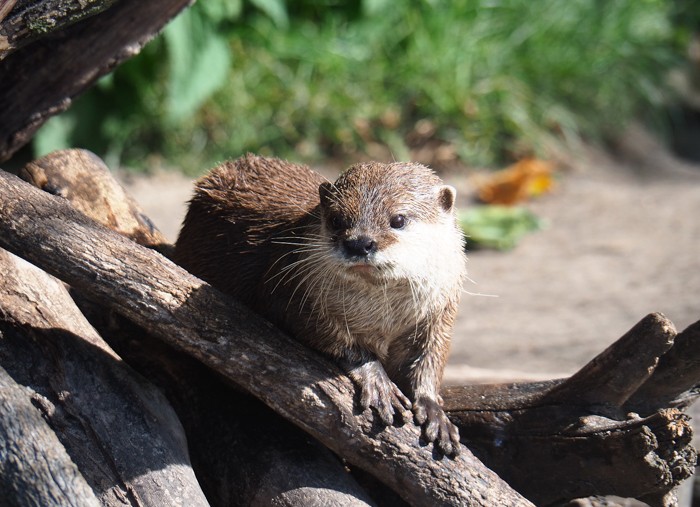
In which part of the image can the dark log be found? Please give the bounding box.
[0,248,211,506]
[0,365,100,507]
[0,166,533,506]
[15,150,377,506]
[92,328,378,507]
[0,0,118,58]
[7,149,700,506]
[0,0,193,161]
[444,313,698,507]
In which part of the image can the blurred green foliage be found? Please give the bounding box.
[459,206,544,250]
[33,0,692,173]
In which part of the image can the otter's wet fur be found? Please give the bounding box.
[175,154,467,455]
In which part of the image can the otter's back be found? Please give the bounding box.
[174,154,325,302]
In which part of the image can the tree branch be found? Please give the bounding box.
[8,149,700,506]
[0,248,210,506]
[0,0,193,161]
[443,312,698,507]
[0,166,533,506]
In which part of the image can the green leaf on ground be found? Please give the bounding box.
[458,205,544,250]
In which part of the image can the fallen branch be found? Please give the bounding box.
[0,0,193,161]
[20,149,377,506]
[0,248,210,506]
[0,166,533,505]
[9,149,700,506]
[444,313,697,506]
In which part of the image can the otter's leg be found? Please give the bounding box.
[388,326,461,457]
[338,351,413,426]
[413,393,460,457]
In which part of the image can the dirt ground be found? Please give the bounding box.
[120,127,700,386]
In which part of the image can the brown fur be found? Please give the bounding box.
[175,154,467,455]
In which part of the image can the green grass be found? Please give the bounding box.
[33,0,688,173]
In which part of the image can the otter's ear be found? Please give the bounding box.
[319,182,333,207]
[437,185,456,213]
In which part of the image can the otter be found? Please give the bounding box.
[174,154,467,456]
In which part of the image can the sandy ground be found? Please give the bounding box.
[119,132,700,386]
[447,163,700,383]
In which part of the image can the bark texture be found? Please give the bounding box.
[1,149,698,506]
[0,365,100,507]
[0,0,118,58]
[0,163,533,506]
[445,313,698,506]
[0,248,211,506]
[0,0,193,161]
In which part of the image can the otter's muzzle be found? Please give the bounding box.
[342,235,377,258]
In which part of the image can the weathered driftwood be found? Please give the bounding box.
[444,313,697,507]
[0,0,193,161]
[82,318,379,507]
[20,150,377,506]
[0,366,101,507]
[0,0,118,58]
[3,149,699,506]
[0,248,210,506]
[1,248,375,507]
[20,148,172,255]
[0,166,533,506]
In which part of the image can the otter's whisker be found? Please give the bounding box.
[286,253,333,311]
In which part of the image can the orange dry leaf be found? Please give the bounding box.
[476,158,555,205]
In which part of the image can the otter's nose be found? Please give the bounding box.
[342,236,377,257]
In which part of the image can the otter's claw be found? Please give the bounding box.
[360,373,412,425]
[414,396,461,456]
[347,359,412,425]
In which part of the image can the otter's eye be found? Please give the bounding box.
[330,215,347,231]
[389,214,406,229]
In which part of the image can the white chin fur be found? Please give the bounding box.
[374,219,466,299]
[321,218,467,302]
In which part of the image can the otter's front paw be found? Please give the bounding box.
[413,396,461,456]
[360,372,413,426]
[348,360,412,425]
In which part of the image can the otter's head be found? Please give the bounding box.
[318,162,462,283]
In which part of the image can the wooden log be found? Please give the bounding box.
[443,313,698,507]
[0,166,534,506]
[0,365,100,507]
[0,248,211,506]
[84,324,377,507]
[14,150,377,506]
[0,0,193,161]
[9,149,700,506]
[0,0,118,58]
[20,148,172,254]
[542,313,676,408]
[629,319,700,410]
[449,393,693,507]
